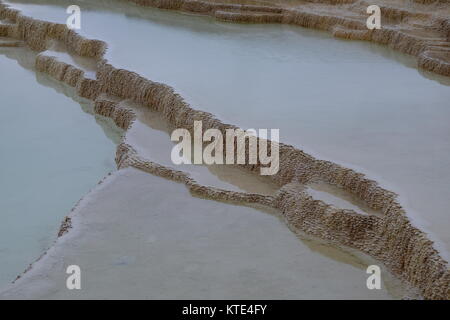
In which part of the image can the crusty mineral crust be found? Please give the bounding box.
[0,0,448,299]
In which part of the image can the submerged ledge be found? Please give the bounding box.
[0,0,448,299]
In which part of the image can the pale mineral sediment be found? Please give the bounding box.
[0,0,448,299]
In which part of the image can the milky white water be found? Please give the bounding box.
[0,47,119,286]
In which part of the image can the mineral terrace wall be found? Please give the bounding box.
[0,0,448,299]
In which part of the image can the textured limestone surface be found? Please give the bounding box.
[0,0,448,299]
[121,0,450,77]
[0,168,407,299]
[8,0,450,255]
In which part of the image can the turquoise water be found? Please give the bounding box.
[6,0,450,259]
[0,48,119,286]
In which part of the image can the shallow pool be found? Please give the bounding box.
[7,0,450,259]
[0,47,120,286]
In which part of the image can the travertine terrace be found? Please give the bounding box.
[0,0,449,299]
[124,0,450,77]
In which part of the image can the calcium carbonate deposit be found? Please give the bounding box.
[0,0,448,299]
